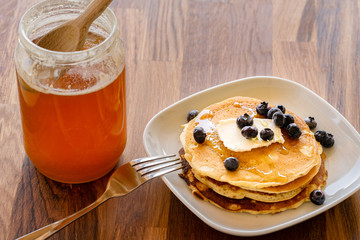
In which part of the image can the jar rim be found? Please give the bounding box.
[18,0,118,63]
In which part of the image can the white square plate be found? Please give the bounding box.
[142,76,360,236]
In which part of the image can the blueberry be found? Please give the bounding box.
[256,101,271,116]
[236,113,253,129]
[241,126,258,139]
[321,133,335,148]
[310,190,326,205]
[260,128,274,141]
[224,157,239,171]
[275,104,286,114]
[267,108,282,119]
[315,130,335,148]
[193,127,206,143]
[286,123,302,139]
[314,130,327,143]
[304,116,317,130]
[272,112,285,127]
[187,110,199,122]
[284,114,295,127]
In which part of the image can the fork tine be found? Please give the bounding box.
[142,164,183,181]
[137,159,182,175]
[132,156,180,171]
[129,154,176,166]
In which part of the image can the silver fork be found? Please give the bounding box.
[16,154,182,240]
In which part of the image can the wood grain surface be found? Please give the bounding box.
[1,0,360,239]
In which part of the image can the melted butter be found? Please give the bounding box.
[260,119,268,127]
[217,118,284,152]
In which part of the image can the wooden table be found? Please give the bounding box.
[1,0,359,239]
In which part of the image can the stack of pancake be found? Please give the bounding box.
[179,96,327,214]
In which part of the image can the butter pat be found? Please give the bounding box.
[216,118,284,152]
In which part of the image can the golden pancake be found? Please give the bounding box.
[183,96,322,189]
[192,171,303,202]
[180,156,328,214]
[181,149,324,202]
[193,154,322,194]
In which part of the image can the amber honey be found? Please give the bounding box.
[16,24,126,183]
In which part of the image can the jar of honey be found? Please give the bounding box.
[15,0,126,183]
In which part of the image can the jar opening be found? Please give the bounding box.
[18,0,119,64]
[15,0,125,96]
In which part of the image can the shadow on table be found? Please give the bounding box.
[8,155,115,240]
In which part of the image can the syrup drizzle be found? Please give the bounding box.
[195,110,222,152]
[194,109,215,133]
[240,155,288,183]
[195,104,288,183]
[233,102,256,117]
[279,145,289,155]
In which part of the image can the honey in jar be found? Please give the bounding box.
[15,0,126,183]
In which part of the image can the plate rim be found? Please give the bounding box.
[142,75,360,236]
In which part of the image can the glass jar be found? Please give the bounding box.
[15,0,126,183]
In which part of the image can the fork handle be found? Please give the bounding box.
[16,192,111,240]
